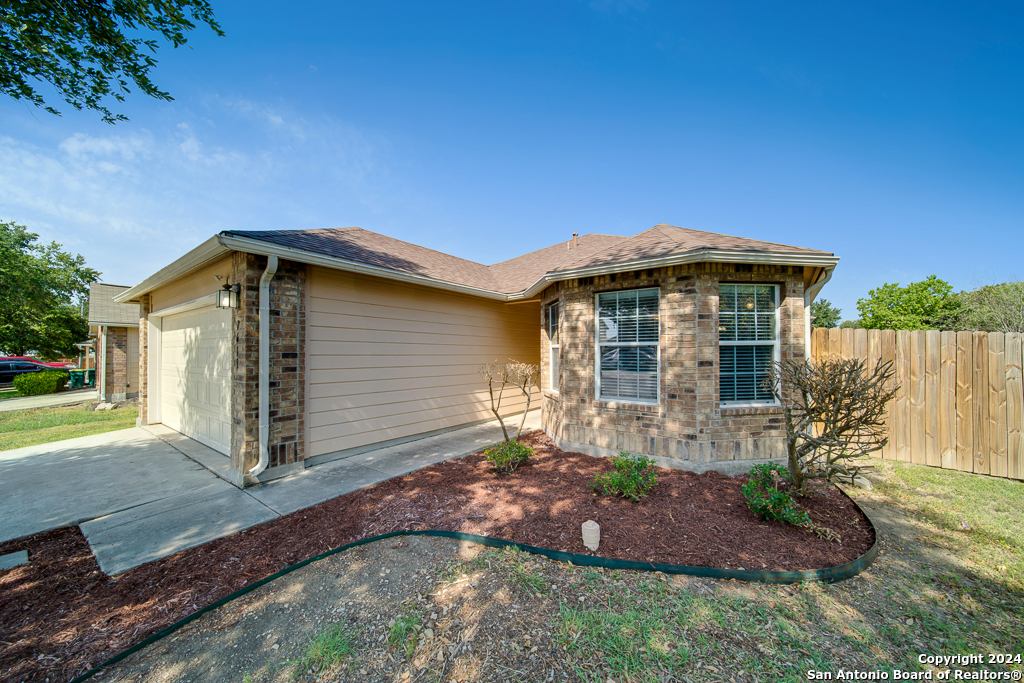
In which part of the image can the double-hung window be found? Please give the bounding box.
[718,284,778,405]
[547,301,560,391]
[596,288,659,402]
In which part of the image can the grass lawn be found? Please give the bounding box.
[542,458,1024,682]
[423,458,1023,683]
[0,402,138,450]
[0,388,19,401]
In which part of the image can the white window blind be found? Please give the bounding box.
[548,301,560,391]
[597,288,659,402]
[718,284,778,404]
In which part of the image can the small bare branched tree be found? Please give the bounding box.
[478,360,540,442]
[767,357,898,495]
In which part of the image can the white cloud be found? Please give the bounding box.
[0,99,397,286]
[175,122,246,166]
[58,131,153,162]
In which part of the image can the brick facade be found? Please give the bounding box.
[540,262,805,473]
[103,326,129,402]
[230,253,307,481]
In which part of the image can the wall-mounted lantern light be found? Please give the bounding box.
[216,283,239,309]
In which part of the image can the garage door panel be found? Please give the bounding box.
[161,306,232,454]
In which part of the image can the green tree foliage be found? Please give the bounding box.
[856,275,960,330]
[954,280,1024,333]
[810,298,842,328]
[839,319,864,329]
[0,221,98,359]
[1,0,223,124]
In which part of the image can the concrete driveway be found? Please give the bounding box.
[0,428,278,575]
[0,412,539,576]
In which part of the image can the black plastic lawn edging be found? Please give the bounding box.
[68,496,878,683]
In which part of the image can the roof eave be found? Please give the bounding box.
[218,235,510,301]
[113,236,228,303]
[88,320,139,328]
[512,249,840,299]
[114,235,839,306]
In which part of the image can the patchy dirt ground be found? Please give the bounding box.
[97,498,1022,683]
[97,536,570,683]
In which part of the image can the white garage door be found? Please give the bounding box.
[160,306,232,454]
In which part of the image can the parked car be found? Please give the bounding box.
[0,356,76,369]
[0,360,52,384]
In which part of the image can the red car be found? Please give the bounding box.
[0,356,77,369]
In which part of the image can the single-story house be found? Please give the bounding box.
[88,283,141,402]
[115,223,838,486]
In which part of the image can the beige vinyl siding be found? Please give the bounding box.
[307,266,541,458]
[150,255,233,312]
[128,327,140,392]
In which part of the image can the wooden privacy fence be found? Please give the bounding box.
[810,328,1024,481]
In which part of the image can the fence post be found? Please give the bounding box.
[939,331,957,469]
[973,332,990,475]
[1006,333,1023,480]
[956,331,974,473]
[989,332,1008,478]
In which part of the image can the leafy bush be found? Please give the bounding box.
[742,463,811,527]
[13,370,69,396]
[484,440,533,473]
[591,451,659,502]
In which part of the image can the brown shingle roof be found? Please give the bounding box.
[224,228,501,292]
[226,223,833,295]
[88,283,140,326]
[552,224,832,273]
[486,233,629,293]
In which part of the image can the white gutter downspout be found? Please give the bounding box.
[804,267,835,359]
[249,255,279,478]
[100,325,108,401]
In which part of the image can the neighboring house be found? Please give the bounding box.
[88,283,141,402]
[115,224,838,486]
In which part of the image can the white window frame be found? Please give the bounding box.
[547,301,560,392]
[718,283,780,407]
[594,287,661,405]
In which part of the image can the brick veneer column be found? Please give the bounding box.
[230,253,306,482]
[104,327,129,402]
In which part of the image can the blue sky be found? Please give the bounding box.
[1,1,1021,320]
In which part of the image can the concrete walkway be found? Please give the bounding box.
[0,412,540,576]
[0,388,98,413]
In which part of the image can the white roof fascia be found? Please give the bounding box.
[87,320,139,328]
[218,234,510,302]
[113,236,228,303]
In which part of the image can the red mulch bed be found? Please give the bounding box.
[0,431,873,682]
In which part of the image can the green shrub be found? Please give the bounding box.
[591,451,659,502]
[13,370,69,396]
[484,440,533,473]
[741,463,811,527]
